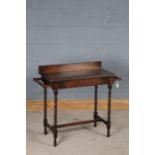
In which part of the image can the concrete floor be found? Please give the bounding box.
[27,110,128,155]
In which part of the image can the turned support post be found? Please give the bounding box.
[94,85,98,127]
[107,79,112,137]
[53,88,58,147]
[43,87,48,135]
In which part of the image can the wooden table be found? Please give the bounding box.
[34,61,121,147]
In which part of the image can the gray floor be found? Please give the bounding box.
[27,110,128,155]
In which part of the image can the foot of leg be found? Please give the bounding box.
[44,119,48,135]
[53,138,57,147]
[107,130,110,137]
[94,112,97,127]
[53,129,57,147]
[107,121,111,137]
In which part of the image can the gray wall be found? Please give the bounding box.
[26,0,128,100]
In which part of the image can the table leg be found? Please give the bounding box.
[44,87,48,135]
[107,82,112,137]
[53,89,58,147]
[94,85,98,127]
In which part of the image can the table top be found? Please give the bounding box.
[41,68,118,82]
[34,61,121,88]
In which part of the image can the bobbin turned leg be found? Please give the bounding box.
[44,87,48,135]
[53,89,58,147]
[94,85,98,127]
[107,81,112,137]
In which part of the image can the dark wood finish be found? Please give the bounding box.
[40,69,119,89]
[53,89,58,147]
[33,78,49,88]
[96,115,108,125]
[94,85,98,127]
[48,117,107,129]
[107,79,113,137]
[54,120,96,128]
[40,68,117,82]
[53,77,108,89]
[39,61,102,74]
[33,61,121,147]
[44,87,48,135]
[46,122,54,132]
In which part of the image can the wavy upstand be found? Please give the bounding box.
[33,61,121,147]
